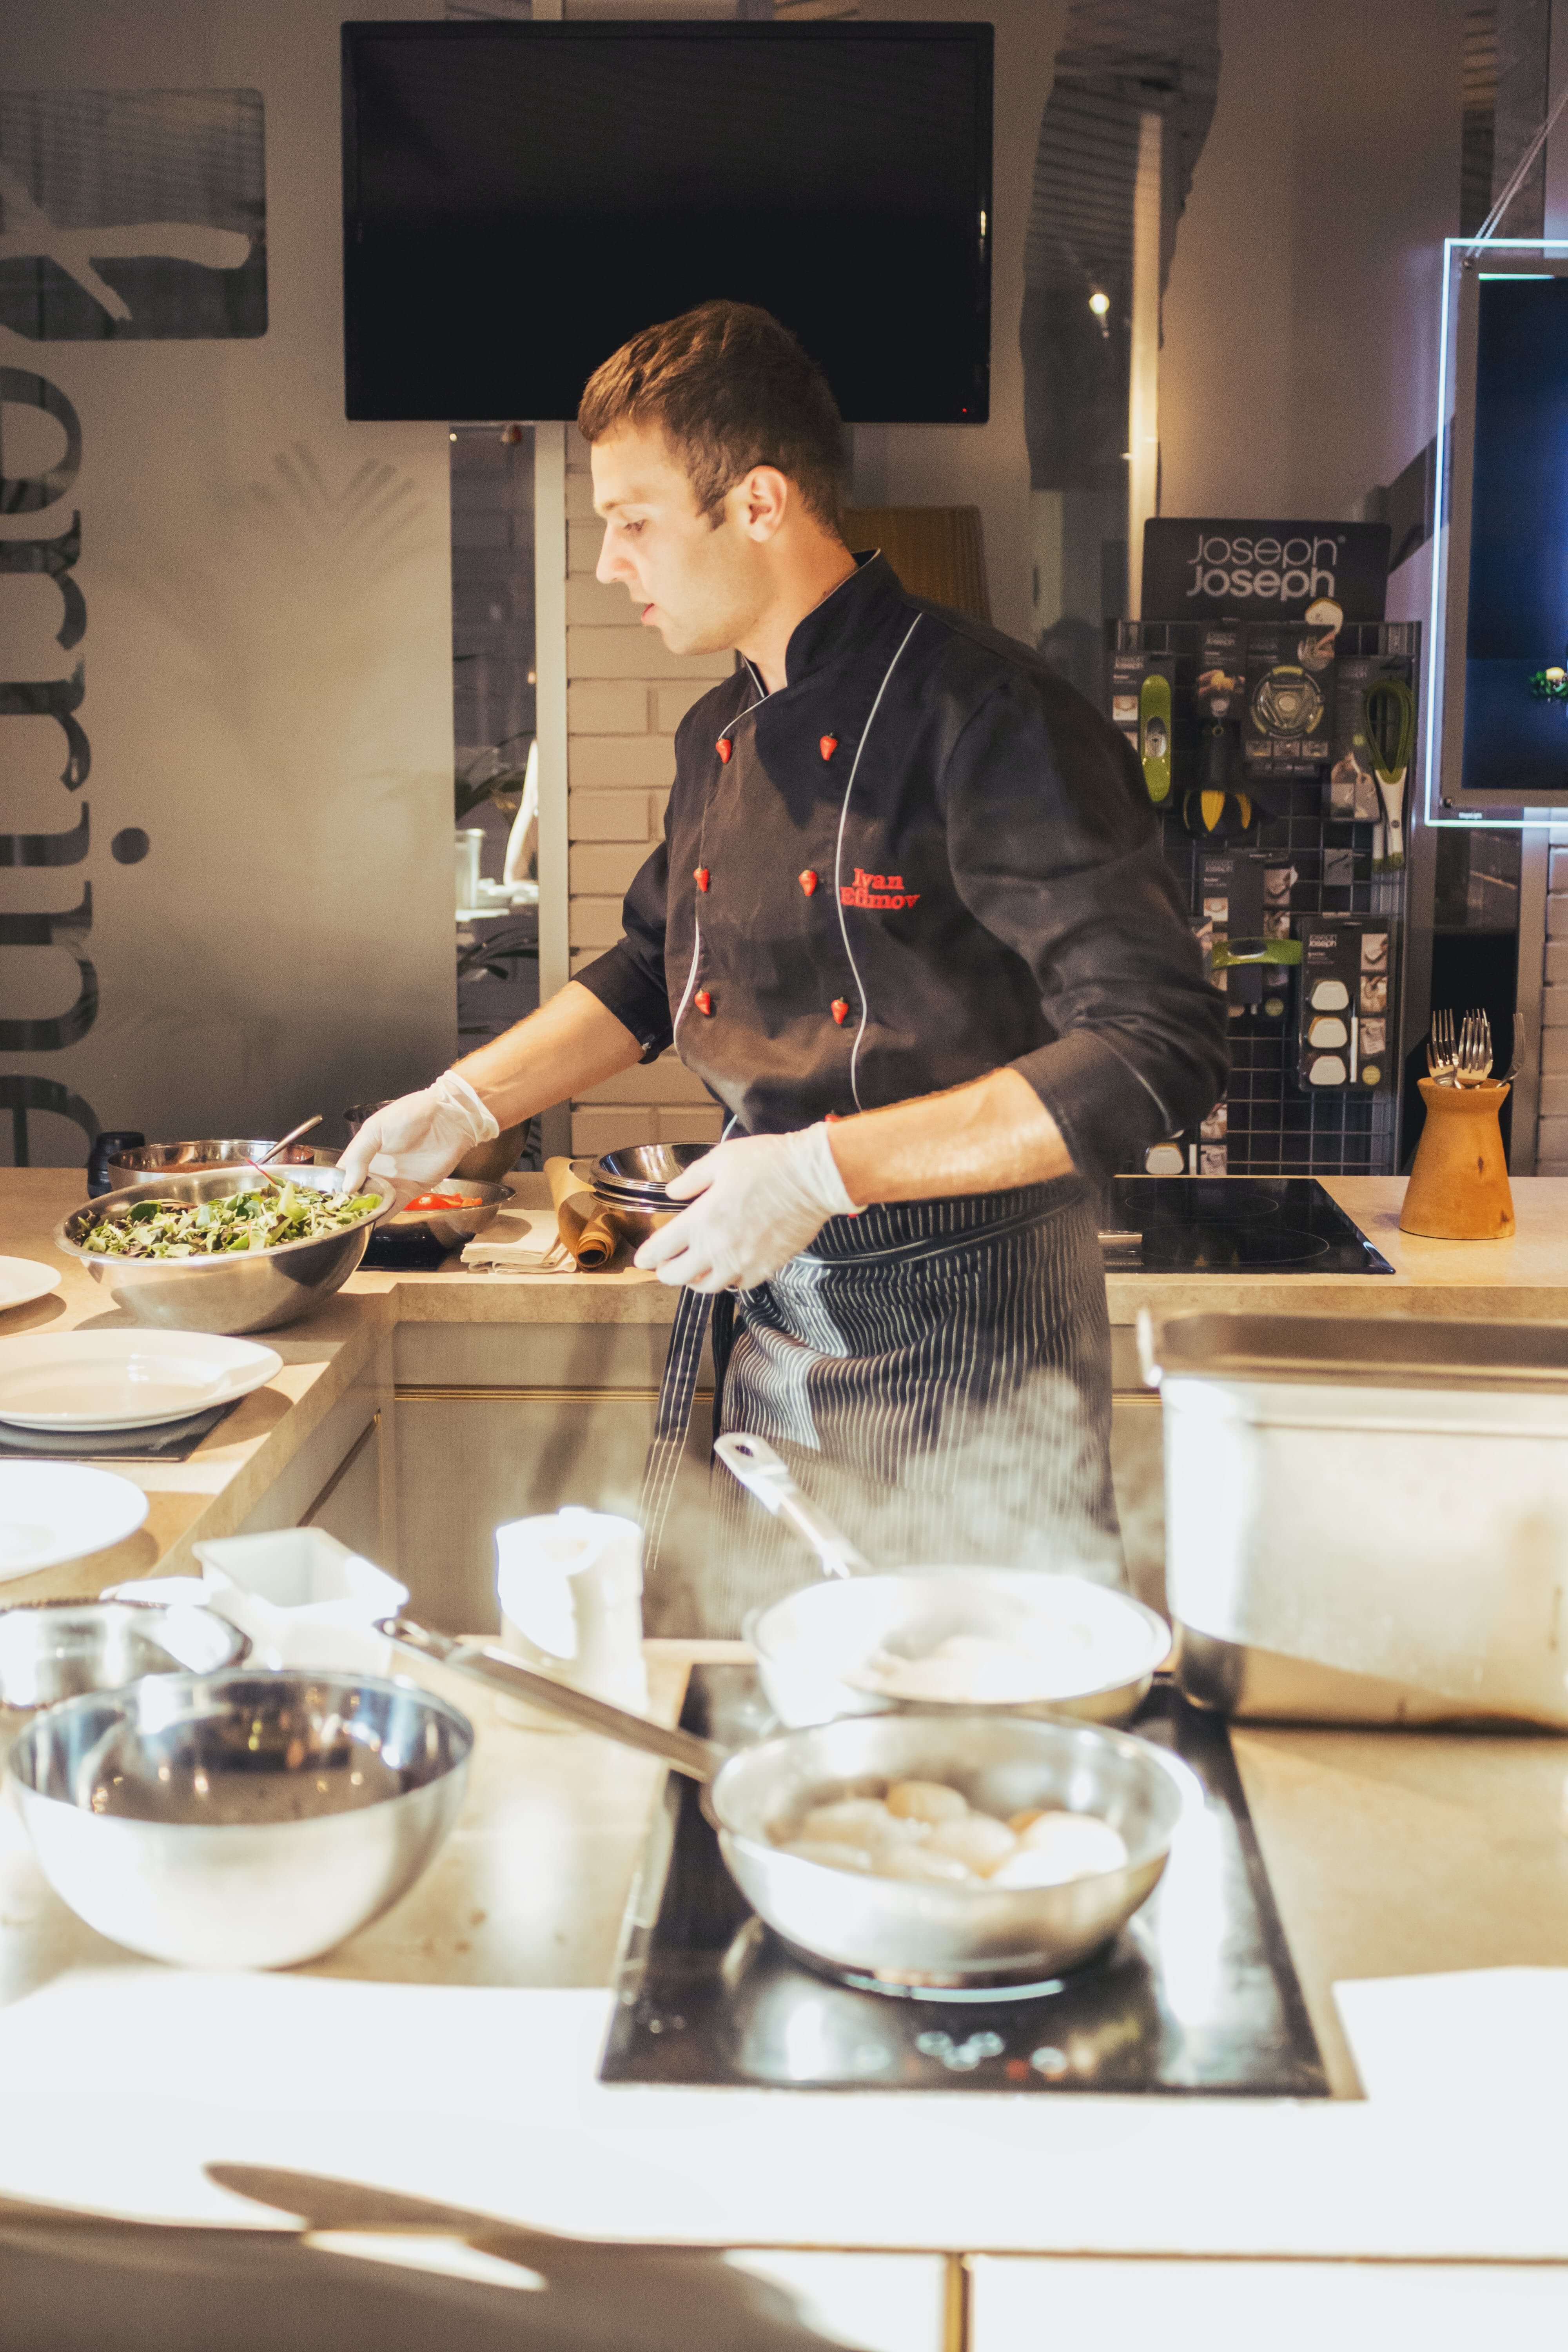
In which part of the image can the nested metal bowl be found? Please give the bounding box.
[586,1141,709,1205]
[7,1669,474,1969]
[105,1140,337,1189]
[54,1167,392,1334]
[748,1572,1172,1730]
[712,1710,1196,1989]
[0,1600,248,1737]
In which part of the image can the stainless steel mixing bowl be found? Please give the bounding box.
[54,1167,392,1334]
[0,1600,249,1734]
[7,1670,473,1969]
[105,1140,338,1188]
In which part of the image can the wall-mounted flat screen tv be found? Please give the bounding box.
[1437,250,1568,811]
[342,20,992,425]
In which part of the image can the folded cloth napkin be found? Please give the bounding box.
[460,1200,569,1270]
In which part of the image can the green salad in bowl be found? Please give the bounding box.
[81,1182,383,1260]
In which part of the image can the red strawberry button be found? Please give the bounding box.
[799,869,818,896]
[694,866,710,893]
[716,737,731,764]
[831,997,850,1026]
[820,734,838,761]
[694,989,713,1016]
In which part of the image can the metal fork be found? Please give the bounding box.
[1426,1007,1458,1085]
[1455,1008,1494,1086]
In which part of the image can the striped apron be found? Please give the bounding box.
[639,1174,1122,1637]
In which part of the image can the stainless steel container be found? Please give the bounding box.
[0,1600,248,1739]
[8,1670,473,1969]
[1140,1308,1568,1726]
[55,1167,391,1335]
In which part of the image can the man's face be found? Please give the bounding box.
[591,425,766,657]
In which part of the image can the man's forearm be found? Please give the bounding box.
[826,1066,1074,1207]
[454,980,643,1127]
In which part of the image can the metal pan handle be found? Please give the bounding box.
[713,1432,871,1579]
[376,1615,725,1782]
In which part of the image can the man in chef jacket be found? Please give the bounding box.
[342,300,1228,1629]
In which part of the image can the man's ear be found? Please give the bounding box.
[733,465,791,543]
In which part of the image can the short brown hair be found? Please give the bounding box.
[578,300,846,530]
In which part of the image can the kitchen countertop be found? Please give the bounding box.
[3,1167,1568,1603]
[4,1165,1568,2261]
[1,1635,1567,2265]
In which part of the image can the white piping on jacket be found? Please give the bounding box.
[833,614,924,1111]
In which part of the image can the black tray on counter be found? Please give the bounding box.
[600,1668,1328,2097]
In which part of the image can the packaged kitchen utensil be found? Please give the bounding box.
[1296,916,1393,1092]
[1242,624,1332,788]
[494,1506,648,1724]
[1140,1308,1568,1727]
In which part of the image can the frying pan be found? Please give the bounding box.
[379,1617,1196,1991]
[715,1432,1171,1729]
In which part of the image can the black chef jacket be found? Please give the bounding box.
[576,554,1228,1192]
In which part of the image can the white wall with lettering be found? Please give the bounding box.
[1,1,456,1167]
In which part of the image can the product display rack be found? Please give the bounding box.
[1106,618,1419,1179]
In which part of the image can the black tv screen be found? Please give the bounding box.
[342,20,992,425]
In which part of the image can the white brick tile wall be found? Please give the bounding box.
[567,520,602,574]
[567,681,648,733]
[569,895,627,950]
[561,415,728,1141]
[653,680,716,733]
[659,1108,726,1144]
[564,472,599,522]
[1542,1026,1568,1074]
[1537,1116,1568,1160]
[569,788,657,842]
[571,1107,657,1155]
[576,1054,714,1105]
[572,737,674,791]
[1540,1076,1568,1115]
[1544,985,1568,1027]
[566,576,636,625]
[1548,941,1568,985]
[570,840,648,896]
[568,628,733,682]
[1546,893,1568,938]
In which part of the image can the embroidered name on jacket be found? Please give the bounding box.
[840,868,921,911]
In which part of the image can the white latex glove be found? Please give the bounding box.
[337,1069,498,1193]
[633,1125,858,1294]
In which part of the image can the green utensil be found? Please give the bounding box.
[1361,677,1415,871]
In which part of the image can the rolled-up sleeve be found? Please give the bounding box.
[942,672,1229,1191]
[572,836,673,1063]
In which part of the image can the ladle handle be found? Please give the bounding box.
[713,1432,870,1579]
[376,1615,724,1782]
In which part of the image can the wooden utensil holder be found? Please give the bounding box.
[1399,1078,1515,1240]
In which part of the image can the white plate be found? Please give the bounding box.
[0,1463,149,1581]
[0,1258,63,1314]
[0,1331,283,1432]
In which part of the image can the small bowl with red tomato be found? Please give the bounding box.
[372,1176,510,1252]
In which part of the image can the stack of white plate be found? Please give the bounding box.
[0,1330,282,1436]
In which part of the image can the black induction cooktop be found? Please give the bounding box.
[1100,1176,1394,1275]
[599,1668,1328,2097]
